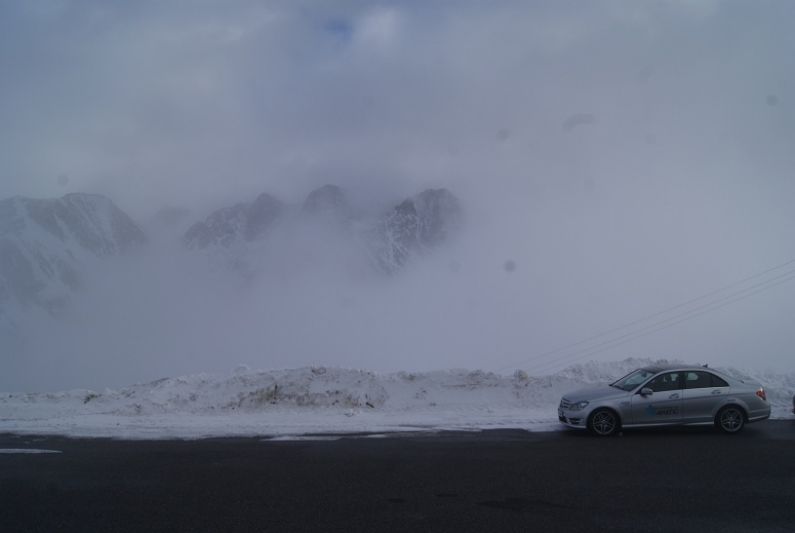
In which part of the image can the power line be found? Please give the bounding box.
[525,269,795,375]
[531,266,795,368]
[499,256,795,373]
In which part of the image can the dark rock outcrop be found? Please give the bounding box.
[372,188,462,272]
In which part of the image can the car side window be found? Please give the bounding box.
[644,372,681,392]
[685,371,713,389]
[710,373,729,387]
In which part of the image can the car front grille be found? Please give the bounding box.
[560,398,572,409]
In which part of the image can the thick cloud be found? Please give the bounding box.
[2,1,795,389]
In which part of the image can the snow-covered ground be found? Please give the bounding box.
[1,358,792,439]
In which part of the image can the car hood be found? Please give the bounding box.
[562,384,629,403]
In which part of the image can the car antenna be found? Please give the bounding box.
[702,363,709,368]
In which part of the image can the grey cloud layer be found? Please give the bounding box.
[1,1,794,388]
[3,1,791,207]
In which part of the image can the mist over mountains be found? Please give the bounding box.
[3,2,795,392]
[1,185,462,314]
[0,185,465,391]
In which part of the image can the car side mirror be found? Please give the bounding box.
[640,387,653,397]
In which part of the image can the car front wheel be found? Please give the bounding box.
[588,408,619,437]
[716,406,745,434]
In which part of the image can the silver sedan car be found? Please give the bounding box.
[558,365,770,436]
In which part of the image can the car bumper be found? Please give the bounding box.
[558,408,588,429]
[745,402,772,423]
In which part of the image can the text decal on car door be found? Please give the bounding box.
[646,404,679,416]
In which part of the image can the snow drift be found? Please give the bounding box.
[1,358,792,439]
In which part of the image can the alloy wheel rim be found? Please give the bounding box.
[721,409,742,431]
[593,412,616,435]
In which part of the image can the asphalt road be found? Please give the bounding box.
[1,421,794,533]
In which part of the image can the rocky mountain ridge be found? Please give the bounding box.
[0,186,462,315]
[372,188,462,272]
[183,185,462,274]
[184,193,285,250]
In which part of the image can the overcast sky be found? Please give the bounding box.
[2,1,795,389]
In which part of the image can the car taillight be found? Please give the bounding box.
[756,388,767,401]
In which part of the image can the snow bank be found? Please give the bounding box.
[1,358,792,439]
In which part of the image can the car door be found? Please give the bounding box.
[629,372,683,425]
[681,371,730,423]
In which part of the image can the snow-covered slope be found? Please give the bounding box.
[0,193,145,312]
[1,358,791,439]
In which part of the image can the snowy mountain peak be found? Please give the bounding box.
[404,188,462,246]
[184,193,285,249]
[0,193,145,254]
[302,184,349,217]
[373,188,463,272]
[247,193,285,240]
[182,187,463,275]
[0,193,145,311]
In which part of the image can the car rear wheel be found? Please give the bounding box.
[588,408,619,437]
[716,406,745,434]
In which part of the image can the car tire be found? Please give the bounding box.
[588,408,620,437]
[716,406,745,434]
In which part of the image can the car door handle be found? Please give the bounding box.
[669,393,680,399]
[711,390,722,395]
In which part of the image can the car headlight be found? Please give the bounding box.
[568,401,589,411]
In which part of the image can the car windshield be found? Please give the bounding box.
[610,369,659,391]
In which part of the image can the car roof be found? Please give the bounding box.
[642,364,724,373]
[636,365,747,386]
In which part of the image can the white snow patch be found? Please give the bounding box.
[0,448,62,454]
[264,435,342,442]
[0,358,792,439]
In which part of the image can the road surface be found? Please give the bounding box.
[1,421,794,532]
